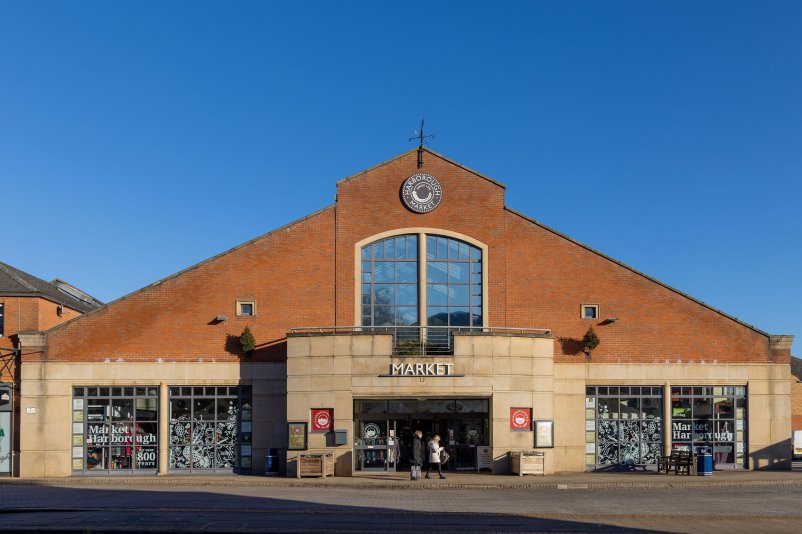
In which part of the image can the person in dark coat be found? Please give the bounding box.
[410,430,423,480]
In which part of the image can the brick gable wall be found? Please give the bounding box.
[44,207,336,363]
[39,149,776,365]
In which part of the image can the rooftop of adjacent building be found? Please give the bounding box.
[0,261,103,314]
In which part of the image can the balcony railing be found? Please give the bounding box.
[289,325,552,355]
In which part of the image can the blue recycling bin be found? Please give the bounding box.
[265,448,281,476]
[696,447,713,476]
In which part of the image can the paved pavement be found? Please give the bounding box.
[2,468,801,490]
[0,471,800,532]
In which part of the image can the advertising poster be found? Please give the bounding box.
[477,445,493,471]
[311,409,333,432]
[288,422,308,450]
[535,420,554,448]
[510,407,532,431]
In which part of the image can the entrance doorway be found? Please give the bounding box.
[353,398,489,473]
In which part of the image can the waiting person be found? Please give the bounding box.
[411,430,423,480]
[425,434,446,479]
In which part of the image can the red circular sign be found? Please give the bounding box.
[315,411,330,428]
[510,408,531,430]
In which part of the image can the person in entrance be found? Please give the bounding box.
[411,430,423,480]
[425,434,446,479]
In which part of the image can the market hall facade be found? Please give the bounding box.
[13,148,793,477]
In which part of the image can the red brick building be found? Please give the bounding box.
[16,148,794,477]
[0,262,102,475]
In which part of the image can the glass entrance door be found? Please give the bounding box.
[354,399,490,473]
[354,420,398,472]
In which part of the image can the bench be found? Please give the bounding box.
[657,450,695,475]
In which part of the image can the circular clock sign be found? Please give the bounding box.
[401,173,443,213]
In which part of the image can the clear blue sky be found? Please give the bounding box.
[2,1,800,345]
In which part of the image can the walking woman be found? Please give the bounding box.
[411,430,423,480]
[425,434,446,479]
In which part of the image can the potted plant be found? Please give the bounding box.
[239,326,256,356]
[583,327,600,358]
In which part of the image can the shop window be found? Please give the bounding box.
[585,386,664,468]
[236,300,256,317]
[168,385,252,473]
[72,386,159,473]
[670,386,746,467]
[581,304,599,319]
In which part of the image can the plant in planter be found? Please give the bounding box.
[239,326,256,356]
[582,326,600,358]
[395,339,427,356]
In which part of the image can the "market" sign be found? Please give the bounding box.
[385,362,458,377]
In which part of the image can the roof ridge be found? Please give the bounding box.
[336,147,506,189]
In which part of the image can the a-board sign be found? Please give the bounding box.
[477,445,493,471]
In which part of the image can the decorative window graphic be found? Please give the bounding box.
[168,386,251,472]
[585,386,663,467]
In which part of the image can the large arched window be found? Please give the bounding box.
[360,234,483,341]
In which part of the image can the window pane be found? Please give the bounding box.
[396,262,417,283]
[396,284,418,306]
[361,246,371,258]
[374,262,394,282]
[373,285,394,305]
[407,236,418,258]
[458,242,470,260]
[449,263,470,284]
[193,398,216,418]
[395,237,406,259]
[427,262,448,283]
[427,307,449,326]
[448,239,459,259]
[396,307,418,326]
[374,307,394,326]
[450,285,470,305]
[373,242,383,259]
[437,237,448,259]
[471,247,481,261]
[450,308,470,326]
[427,284,449,305]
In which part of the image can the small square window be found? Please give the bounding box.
[236,301,256,317]
[581,304,599,319]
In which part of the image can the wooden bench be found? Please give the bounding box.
[657,450,695,475]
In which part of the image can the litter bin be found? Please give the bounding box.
[696,447,713,476]
[265,448,281,476]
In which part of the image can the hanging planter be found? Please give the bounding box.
[583,327,600,358]
[239,326,256,356]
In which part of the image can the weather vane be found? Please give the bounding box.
[409,115,435,168]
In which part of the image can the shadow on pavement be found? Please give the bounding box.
[0,484,671,533]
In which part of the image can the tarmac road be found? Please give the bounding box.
[0,482,801,533]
